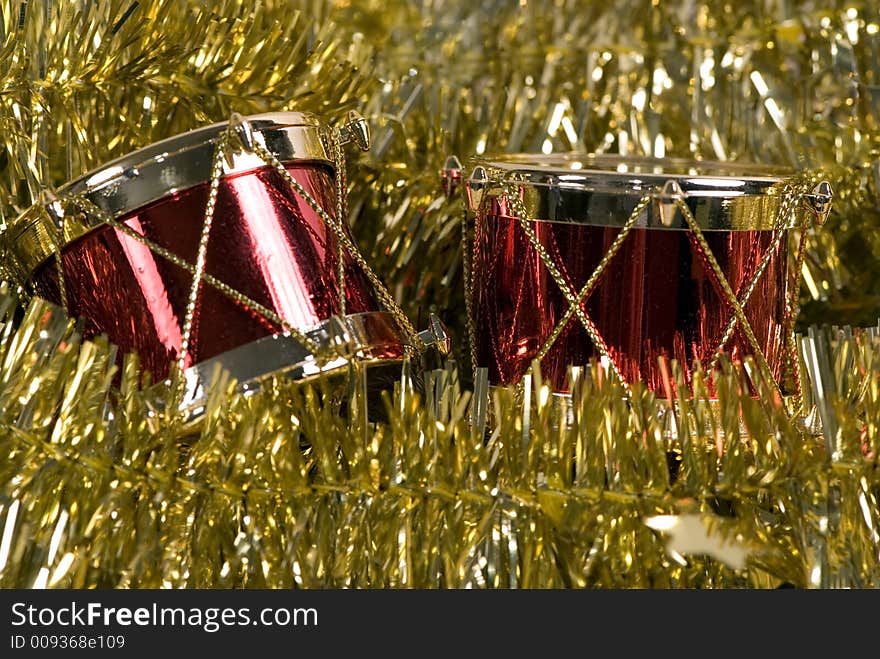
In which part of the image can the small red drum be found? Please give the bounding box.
[4,112,417,409]
[463,154,830,395]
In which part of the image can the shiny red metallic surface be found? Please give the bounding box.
[473,212,791,393]
[32,163,401,380]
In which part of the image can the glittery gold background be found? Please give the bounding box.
[0,0,878,587]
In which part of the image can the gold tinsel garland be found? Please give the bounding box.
[0,291,877,588]
[0,0,879,588]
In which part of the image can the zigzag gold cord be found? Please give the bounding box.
[501,181,632,394]
[674,198,786,404]
[704,177,817,383]
[59,197,325,358]
[176,129,230,382]
[330,134,348,318]
[787,228,813,414]
[251,138,423,353]
[706,227,789,373]
[463,206,478,377]
[534,195,652,363]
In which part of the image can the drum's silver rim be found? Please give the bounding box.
[150,310,407,424]
[4,112,333,282]
[467,154,805,231]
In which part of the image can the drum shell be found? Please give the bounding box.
[468,157,798,394]
[26,160,405,381]
[1,112,412,419]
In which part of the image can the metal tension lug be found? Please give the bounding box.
[325,315,355,360]
[338,110,371,152]
[417,313,451,356]
[465,165,488,211]
[657,179,685,227]
[803,180,834,226]
[229,112,256,153]
[441,155,463,198]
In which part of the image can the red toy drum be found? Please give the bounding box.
[4,112,428,410]
[463,154,832,396]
